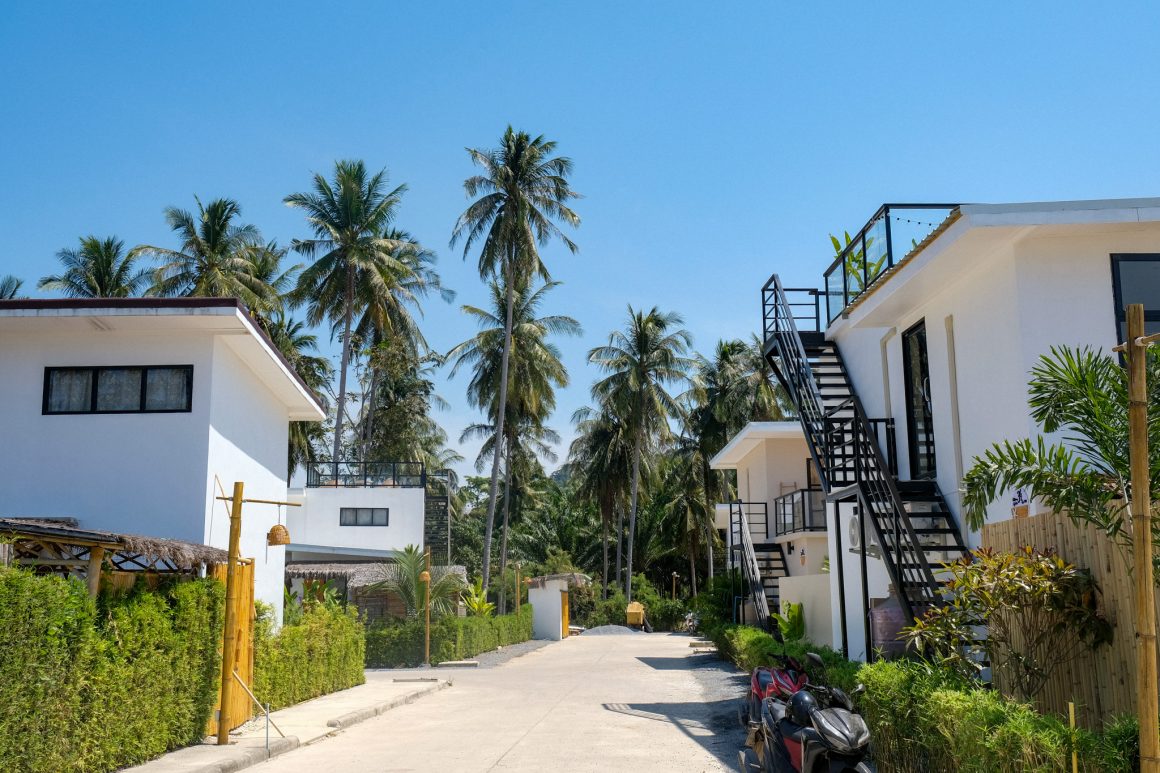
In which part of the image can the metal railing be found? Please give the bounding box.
[762,273,944,622]
[772,487,826,537]
[821,204,959,324]
[305,461,426,488]
[729,501,770,632]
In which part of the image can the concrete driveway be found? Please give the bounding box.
[264,632,747,772]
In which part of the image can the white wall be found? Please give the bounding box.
[205,338,294,622]
[779,573,833,648]
[286,485,426,556]
[824,500,891,661]
[0,330,214,541]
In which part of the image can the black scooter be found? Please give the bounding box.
[742,653,874,773]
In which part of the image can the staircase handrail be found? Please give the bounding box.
[731,501,771,630]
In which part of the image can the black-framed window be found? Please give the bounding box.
[43,365,193,415]
[339,507,389,527]
[1111,254,1160,343]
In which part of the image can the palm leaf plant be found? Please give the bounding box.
[0,275,24,299]
[962,345,1160,576]
[463,578,496,617]
[371,544,465,620]
[589,307,694,601]
[38,236,149,298]
[450,127,580,590]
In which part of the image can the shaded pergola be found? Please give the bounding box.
[0,517,228,596]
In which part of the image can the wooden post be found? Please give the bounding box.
[217,482,245,745]
[671,571,678,600]
[86,546,104,598]
[1127,304,1160,773]
[515,563,521,615]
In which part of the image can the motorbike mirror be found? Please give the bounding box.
[806,652,825,670]
[852,683,866,696]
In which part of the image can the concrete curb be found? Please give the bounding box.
[326,680,451,730]
[182,736,301,773]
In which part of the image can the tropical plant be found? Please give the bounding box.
[832,230,883,293]
[450,127,580,590]
[463,578,495,617]
[134,197,273,307]
[370,545,465,620]
[904,547,1112,700]
[0,275,23,299]
[589,307,693,601]
[775,601,805,642]
[38,236,148,298]
[285,160,421,466]
[568,405,634,598]
[961,345,1160,575]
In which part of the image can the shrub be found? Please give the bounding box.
[0,567,223,773]
[464,577,495,617]
[775,601,805,642]
[253,600,365,710]
[366,605,533,667]
[905,547,1112,700]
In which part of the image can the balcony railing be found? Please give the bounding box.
[772,486,827,537]
[821,204,959,324]
[305,461,426,488]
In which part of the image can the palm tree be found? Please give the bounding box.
[134,197,273,307]
[266,310,333,477]
[0,275,24,299]
[589,307,694,601]
[963,345,1160,575]
[285,160,418,465]
[450,127,580,590]
[38,236,148,298]
[371,544,465,620]
[448,275,580,593]
[569,405,634,598]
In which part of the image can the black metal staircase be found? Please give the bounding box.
[728,502,789,631]
[761,275,968,623]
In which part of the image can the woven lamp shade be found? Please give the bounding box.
[267,524,291,546]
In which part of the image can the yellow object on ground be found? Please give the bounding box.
[626,601,644,627]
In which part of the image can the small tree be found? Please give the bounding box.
[371,545,465,620]
[904,547,1112,700]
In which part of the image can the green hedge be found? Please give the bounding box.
[706,621,1145,773]
[0,567,223,773]
[254,601,365,710]
[366,605,533,668]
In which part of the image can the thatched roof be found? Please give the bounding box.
[528,572,591,589]
[285,562,467,589]
[0,517,228,571]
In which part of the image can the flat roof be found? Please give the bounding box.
[709,421,804,469]
[0,298,325,420]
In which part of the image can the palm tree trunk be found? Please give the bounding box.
[615,504,623,592]
[689,551,697,597]
[702,459,715,581]
[362,363,378,460]
[601,507,610,600]
[626,428,642,602]
[332,266,354,466]
[480,261,516,591]
[498,439,513,615]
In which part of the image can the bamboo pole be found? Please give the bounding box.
[1127,304,1160,772]
[421,546,431,667]
[217,482,245,745]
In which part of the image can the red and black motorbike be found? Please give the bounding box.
[738,654,810,743]
[740,654,874,773]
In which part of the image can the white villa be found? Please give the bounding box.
[728,197,1160,661]
[0,298,323,618]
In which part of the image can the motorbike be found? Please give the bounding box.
[739,653,810,729]
[740,653,874,773]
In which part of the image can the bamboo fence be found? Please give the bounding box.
[206,559,255,733]
[983,511,1159,728]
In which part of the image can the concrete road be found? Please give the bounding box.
[264,632,747,772]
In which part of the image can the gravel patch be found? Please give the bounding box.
[686,642,750,767]
[582,624,641,635]
[470,638,551,668]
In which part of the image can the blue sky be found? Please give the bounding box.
[3,2,1160,476]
